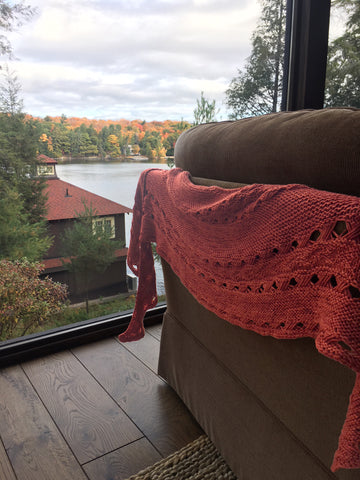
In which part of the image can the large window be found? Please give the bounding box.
[1,0,265,353]
[0,0,336,363]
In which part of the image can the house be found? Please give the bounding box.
[38,154,132,303]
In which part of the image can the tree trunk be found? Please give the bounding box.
[272,0,285,112]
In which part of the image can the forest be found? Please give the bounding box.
[32,115,191,161]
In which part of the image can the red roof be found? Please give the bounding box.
[38,154,57,164]
[45,179,132,220]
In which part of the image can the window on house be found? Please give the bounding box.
[92,216,115,239]
[37,164,55,176]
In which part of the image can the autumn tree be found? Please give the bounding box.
[193,91,219,125]
[226,0,286,119]
[325,0,360,108]
[32,116,191,161]
[107,133,121,157]
[0,259,67,340]
[162,131,178,156]
[60,202,122,312]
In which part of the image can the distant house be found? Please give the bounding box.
[38,155,132,303]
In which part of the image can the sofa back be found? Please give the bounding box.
[175,108,360,196]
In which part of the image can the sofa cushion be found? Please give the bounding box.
[175,108,360,196]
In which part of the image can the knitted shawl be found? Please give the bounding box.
[119,168,360,472]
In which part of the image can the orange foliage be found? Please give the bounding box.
[29,115,191,158]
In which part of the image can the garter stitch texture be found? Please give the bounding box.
[119,168,360,472]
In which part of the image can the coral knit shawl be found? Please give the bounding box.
[119,168,360,472]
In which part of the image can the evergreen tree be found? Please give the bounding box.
[193,91,219,125]
[0,64,23,113]
[60,202,122,311]
[0,66,51,260]
[325,0,360,107]
[0,180,50,261]
[98,125,110,157]
[226,0,286,119]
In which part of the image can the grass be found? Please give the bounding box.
[51,294,138,328]
[2,293,166,342]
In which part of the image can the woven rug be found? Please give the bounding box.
[125,435,237,480]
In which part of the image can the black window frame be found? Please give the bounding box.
[0,0,332,367]
[283,0,331,110]
[0,304,166,368]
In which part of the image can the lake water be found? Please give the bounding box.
[56,161,169,295]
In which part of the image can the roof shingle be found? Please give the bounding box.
[45,179,132,221]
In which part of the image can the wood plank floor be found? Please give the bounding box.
[0,324,203,480]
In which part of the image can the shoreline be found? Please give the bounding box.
[56,155,172,164]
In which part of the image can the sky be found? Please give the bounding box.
[5,0,261,122]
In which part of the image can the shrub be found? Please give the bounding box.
[0,259,68,341]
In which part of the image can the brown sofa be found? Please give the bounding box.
[158,108,360,480]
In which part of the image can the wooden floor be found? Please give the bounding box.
[0,324,203,480]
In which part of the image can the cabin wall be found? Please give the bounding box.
[42,213,129,302]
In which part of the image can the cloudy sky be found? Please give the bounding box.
[5,0,260,122]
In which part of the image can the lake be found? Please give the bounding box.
[56,161,169,295]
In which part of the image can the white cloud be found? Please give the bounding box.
[4,0,260,121]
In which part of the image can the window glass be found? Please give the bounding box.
[1,0,267,342]
[325,1,360,108]
[37,165,55,176]
[92,216,115,239]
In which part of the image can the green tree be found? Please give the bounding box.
[0,67,51,260]
[139,131,163,159]
[79,131,99,156]
[226,0,286,119]
[193,91,219,125]
[60,202,122,312]
[98,125,110,157]
[87,124,99,149]
[0,64,23,113]
[163,131,178,156]
[325,0,360,107]
[0,180,50,260]
[0,0,36,59]
[50,122,72,156]
[69,128,82,156]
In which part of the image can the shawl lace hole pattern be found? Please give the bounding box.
[349,286,360,299]
[310,229,321,241]
[332,220,348,237]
